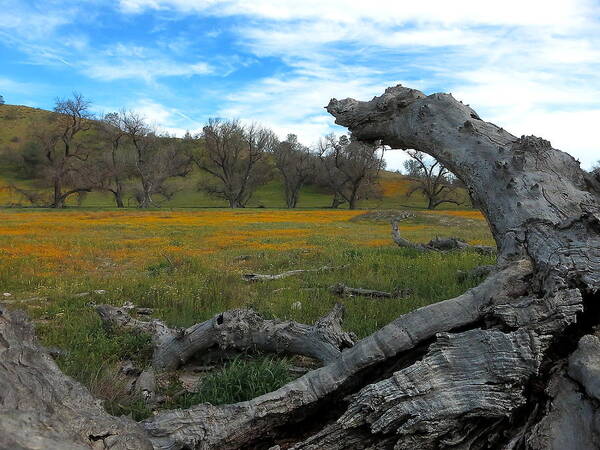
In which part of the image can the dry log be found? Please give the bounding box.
[329,283,412,299]
[96,303,356,369]
[392,218,495,254]
[0,303,152,449]
[242,265,344,281]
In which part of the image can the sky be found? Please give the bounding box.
[1,0,599,170]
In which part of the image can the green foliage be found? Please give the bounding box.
[174,356,296,408]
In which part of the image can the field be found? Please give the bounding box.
[0,207,494,418]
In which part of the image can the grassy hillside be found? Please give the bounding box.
[0,104,471,210]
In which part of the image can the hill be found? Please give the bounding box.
[0,104,471,209]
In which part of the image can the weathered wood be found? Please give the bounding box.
[142,261,534,449]
[392,218,495,254]
[242,265,344,281]
[329,283,412,299]
[457,264,495,282]
[0,304,152,449]
[97,303,356,369]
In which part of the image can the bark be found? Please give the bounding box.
[96,303,356,370]
[5,84,600,449]
[0,304,152,449]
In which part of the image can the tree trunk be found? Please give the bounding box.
[114,184,125,208]
[52,177,65,208]
[331,193,344,208]
[4,84,600,449]
[0,304,152,449]
[96,303,356,370]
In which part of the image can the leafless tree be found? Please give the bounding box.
[32,92,95,208]
[317,134,385,209]
[95,111,132,207]
[193,118,276,208]
[272,134,315,208]
[121,112,191,208]
[403,150,462,209]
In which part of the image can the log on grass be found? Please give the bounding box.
[96,303,356,370]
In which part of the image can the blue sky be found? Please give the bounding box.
[1,0,599,169]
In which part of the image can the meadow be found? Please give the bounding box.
[0,206,494,418]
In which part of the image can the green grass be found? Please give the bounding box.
[171,356,296,409]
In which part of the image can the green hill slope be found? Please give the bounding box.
[0,104,471,209]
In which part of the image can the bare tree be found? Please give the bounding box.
[96,111,131,207]
[121,112,155,207]
[318,134,385,209]
[121,112,191,208]
[193,119,276,208]
[33,92,95,208]
[272,134,315,208]
[403,149,462,209]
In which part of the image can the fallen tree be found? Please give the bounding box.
[329,283,412,299]
[242,265,344,281]
[3,84,600,449]
[392,218,495,254]
[96,302,356,369]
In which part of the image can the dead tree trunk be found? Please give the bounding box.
[392,218,495,254]
[4,84,600,449]
[96,303,356,369]
[0,304,153,449]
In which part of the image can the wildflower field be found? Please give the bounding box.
[0,207,494,418]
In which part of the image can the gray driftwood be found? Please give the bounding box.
[4,84,600,449]
[96,302,356,369]
[242,265,343,281]
[392,218,495,254]
[0,304,152,449]
[329,283,412,299]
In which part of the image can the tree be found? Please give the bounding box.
[96,111,131,207]
[272,134,315,208]
[317,134,385,209]
[193,119,276,208]
[0,95,5,105]
[32,92,95,208]
[120,112,191,208]
[403,149,462,209]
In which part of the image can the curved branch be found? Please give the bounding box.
[96,303,356,369]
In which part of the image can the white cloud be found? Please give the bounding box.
[119,0,596,29]
[81,44,213,82]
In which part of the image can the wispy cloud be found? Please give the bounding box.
[2,0,599,169]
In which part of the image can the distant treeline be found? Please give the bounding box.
[1,93,467,209]
[3,93,390,209]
